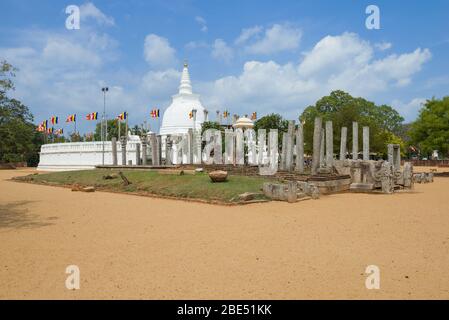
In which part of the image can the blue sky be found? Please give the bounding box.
[1,0,448,135]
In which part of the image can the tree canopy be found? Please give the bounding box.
[409,97,449,158]
[300,90,405,157]
[0,60,43,165]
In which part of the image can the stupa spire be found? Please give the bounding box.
[178,60,193,95]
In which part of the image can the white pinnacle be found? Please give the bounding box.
[178,62,193,95]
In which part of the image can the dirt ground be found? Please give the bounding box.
[0,168,448,299]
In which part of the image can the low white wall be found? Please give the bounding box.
[37,141,142,171]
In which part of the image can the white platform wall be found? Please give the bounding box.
[37,141,142,171]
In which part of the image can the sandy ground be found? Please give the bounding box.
[0,168,448,300]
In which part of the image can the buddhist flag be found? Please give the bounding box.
[150,108,160,118]
[66,114,76,122]
[223,110,229,118]
[86,112,98,120]
[47,127,54,134]
[36,124,45,132]
[251,112,257,120]
[188,111,193,119]
[117,112,127,120]
[55,128,64,135]
[50,116,58,124]
[41,120,48,129]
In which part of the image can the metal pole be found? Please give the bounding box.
[118,118,121,141]
[102,90,105,165]
[101,87,108,165]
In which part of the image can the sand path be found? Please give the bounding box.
[0,169,448,299]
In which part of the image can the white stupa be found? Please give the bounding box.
[159,62,206,135]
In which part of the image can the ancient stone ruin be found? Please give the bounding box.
[102,117,433,202]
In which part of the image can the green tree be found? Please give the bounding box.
[300,90,404,157]
[254,113,288,132]
[69,132,82,142]
[409,97,449,158]
[0,61,43,165]
[201,121,223,135]
[94,119,129,141]
[254,113,288,146]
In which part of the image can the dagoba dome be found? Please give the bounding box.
[159,62,206,135]
[232,115,254,129]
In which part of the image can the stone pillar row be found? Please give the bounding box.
[108,119,370,170]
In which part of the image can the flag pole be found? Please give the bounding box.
[118,118,121,141]
[125,114,128,140]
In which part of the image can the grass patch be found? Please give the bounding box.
[16,169,271,204]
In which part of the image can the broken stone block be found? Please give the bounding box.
[236,192,260,201]
[209,170,228,182]
[81,186,95,192]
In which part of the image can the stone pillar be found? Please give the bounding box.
[111,137,118,165]
[135,143,141,165]
[280,133,287,171]
[213,129,223,164]
[311,117,322,175]
[165,136,173,165]
[319,128,325,167]
[394,145,401,170]
[363,126,369,161]
[387,144,394,164]
[150,133,158,166]
[340,127,347,160]
[156,135,162,165]
[120,136,127,165]
[352,122,358,160]
[287,181,297,203]
[285,120,295,172]
[257,129,267,166]
[224,129,235,164]
[259,129,278,176]
[325,121,333,168]
[295,123,304,173]
[187,128,193,164]
[141,140,147,165]
[245,129,257,165]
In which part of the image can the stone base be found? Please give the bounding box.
[350,183,374,192]
[308,175,351,194]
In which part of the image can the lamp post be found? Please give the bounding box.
[101,87,109,165]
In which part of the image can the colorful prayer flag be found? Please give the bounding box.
[66,114,76,122]
[223,110,229,118]
[150,109,160,118]
[117,112,127,120]
[86,112,98,120]
[50,116,58,125]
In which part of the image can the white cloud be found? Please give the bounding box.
[391,98,426,122]
[235,26,263,45]
[79,2,115,26]
[198,32,431,119]
[195,16,208,32]
[141,68,180,97]
[244,24,302,55]
[211,39,234,63]
[185,40,209,50]
[42,37,102,67]
[143,34,177,68]
[374,42,392,51]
